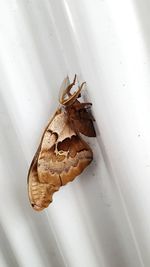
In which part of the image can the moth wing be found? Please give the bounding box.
[72,107,96,137]
[38,131,93,187]
[27,112,61,211]
[58,135,93,185]
[73,118,96,137]
[28,155,59,211]
[28,109,93,211]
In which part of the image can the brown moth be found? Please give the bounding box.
[28,75,96,211]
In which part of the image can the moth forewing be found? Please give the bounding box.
[28,75,96,211]
[27,113,59,211]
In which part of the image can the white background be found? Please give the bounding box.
[0,1,150,266]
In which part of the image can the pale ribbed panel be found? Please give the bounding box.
[0,1,150,267]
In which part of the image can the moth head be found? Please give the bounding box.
[59,74,86,106]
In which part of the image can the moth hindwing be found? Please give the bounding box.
[28,75,96,211]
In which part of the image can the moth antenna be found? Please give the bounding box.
[65,74,77,97]
[59,75,86,106]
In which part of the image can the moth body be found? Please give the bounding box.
[28,75,96,211]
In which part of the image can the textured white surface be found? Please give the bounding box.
[0,0,150,266]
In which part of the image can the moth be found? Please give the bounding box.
[28,75,96,211]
